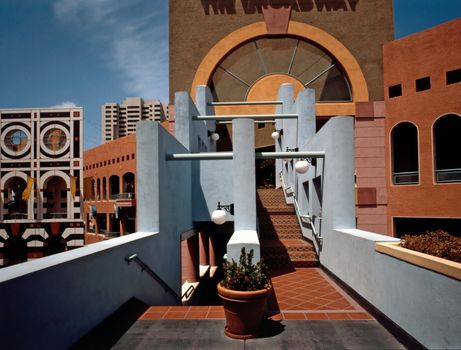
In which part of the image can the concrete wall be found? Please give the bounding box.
[173,88,234,222]
[323,228,461,350]
[0,232,177,350]
[137,121,195,296]
[288,115,355,252]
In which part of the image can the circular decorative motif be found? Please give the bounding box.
[5,129,28,152]
[40,124,70,157]
[44,128,66,151]
[1,125,31,158]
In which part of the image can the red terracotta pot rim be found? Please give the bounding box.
[218,282,272,300]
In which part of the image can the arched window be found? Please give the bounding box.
[97,178,101,199]
[109,175,120,199]
[434,114,461,183]
[391,122,419,185]
[123,172,135,196]
[102,177,107,200]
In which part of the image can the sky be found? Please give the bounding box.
[0,1,460,150]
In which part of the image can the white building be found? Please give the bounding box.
[101,97,165,143]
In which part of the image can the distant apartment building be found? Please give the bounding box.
[101,97,165,143]
[0,107,84,266]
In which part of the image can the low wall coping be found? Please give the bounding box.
[376,242,461,281]
[0,231,158,283]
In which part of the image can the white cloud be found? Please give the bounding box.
[53,0,169,103]
[51,101,78,108]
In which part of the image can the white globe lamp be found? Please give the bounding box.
[211,209,227,225]
[210,132,220,142]
[271,131,280,140]
[295,160,309,174]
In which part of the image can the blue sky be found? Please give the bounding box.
[0,1,459,150]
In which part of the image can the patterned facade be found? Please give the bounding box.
[0,107,84,266]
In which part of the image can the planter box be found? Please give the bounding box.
[375,242,461,281]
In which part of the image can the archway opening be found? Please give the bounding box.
[4,177,28,219]
[43,176,67,219]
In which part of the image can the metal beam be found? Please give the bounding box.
[166,151,325,161]
[208,101,283,106]
[256,151,325,159]
[192,114,298,121]
[217,120,275,125]
[166,152,233,160]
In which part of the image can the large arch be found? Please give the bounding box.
[191,21,369,115]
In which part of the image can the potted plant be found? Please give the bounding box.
[217,247,272,339]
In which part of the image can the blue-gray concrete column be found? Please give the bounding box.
[136,121,160,232]
[276,83,294,189]
[195,85,217,152]
[295,88,316,215]
[174,91,194,151]
[297,88,316,149]
[279,84,296,199]
[232,118,256,231]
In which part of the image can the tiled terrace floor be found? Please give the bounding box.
[140,268,372,321]
[107,268,404,349]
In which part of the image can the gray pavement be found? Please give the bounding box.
[112,319,405,349]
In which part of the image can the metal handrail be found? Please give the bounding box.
[112,192,135,200]
[435,168,461,183]
[393,171,419,185]
[279,171,323,246]
[125,254,181,301]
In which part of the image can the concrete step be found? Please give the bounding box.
[257,206,295,214]
[262,232,304,240]
[257,188,319,269]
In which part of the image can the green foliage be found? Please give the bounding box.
[400,230,461,263]
[221,247,270,291]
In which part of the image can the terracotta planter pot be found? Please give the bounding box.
[217,283,272,339]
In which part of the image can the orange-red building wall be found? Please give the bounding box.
[83,133,137,235]
[383,19,461,235]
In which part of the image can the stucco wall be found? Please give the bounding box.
[0,232,177,349]
[323,228,461,349]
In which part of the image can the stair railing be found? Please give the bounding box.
[125,253,182,301]
[279,171,323,247]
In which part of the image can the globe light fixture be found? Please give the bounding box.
[211,209,227,225]
[208,130,220,142]
[271,129,283,140]
[211,202,234,225]
[295,160,309,174]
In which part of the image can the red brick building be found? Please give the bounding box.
[83,133,137,240]
[383,19,461,236]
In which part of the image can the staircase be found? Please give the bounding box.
[257,188,319,269]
